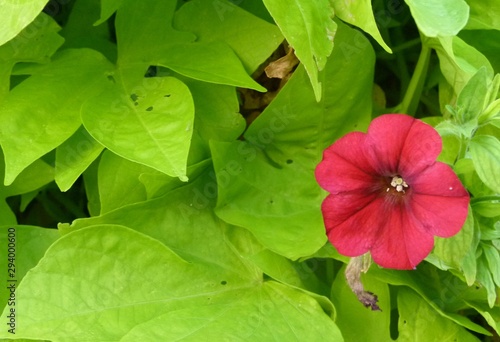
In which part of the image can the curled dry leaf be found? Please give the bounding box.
[264,46,299,80]
[345,255,381,311]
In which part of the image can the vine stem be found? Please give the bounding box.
[399,43,431,115]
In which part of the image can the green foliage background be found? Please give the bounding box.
[0,0,499,341]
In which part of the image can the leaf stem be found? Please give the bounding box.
[400,43,431,115]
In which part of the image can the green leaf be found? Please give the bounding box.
[461,219,481,285]
[481,243,500,287]
[6,224,342,340]
[55,126,104,192]
[62,169,260,273]
[472,198,500,218]
[97,151,148,214]
[181,77,245,150]
[158,41,266,92]
[0,0,50,46]
[59,0,117,63]
[330,0,391,53]
[82,158,101,216]
[397,288,480,341]
[96,0,123,25]
[331,267,392,342]
[262,0,336,101]
[0,225,59,310]
[249,249,329,298]
[81,76,195,182]
[211,21,374,259]
[476,255,497,307]
[456,66,489,123]
[0,150,54,225]
[466,0,500,30]
[431,207,474,271]
[114,0,195,87]
[426,35,493,101]
[0,48,114,185]
[0,13,63,101]
[469,135,500,193]
[405,0,469,37]
[116,0,194,64]
[174,0,284,73]
[370,265,490,335]
[464,301,500,336]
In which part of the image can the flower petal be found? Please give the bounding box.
[364,114,442,177]
[322,192,383,257]
[316,132,377,193]
[365,114,416,175]
[408,162,469,237]
[370,204,435,269]
[398,118,442,178]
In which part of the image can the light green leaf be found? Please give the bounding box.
[427,35,493,101]
[114,0,195,87]
[405,0,469,37]
[0,12,63,101]
[456,67,489,123]
[158,42,266,92]
[174,0,284,73]
[469,135,500,193]
[466,0,500,30]
[55,126,104,192]
[370,265,490,335]
[472,199,500,218]
[116,0,194,64]
[431,207,474,271]
[0,154,54,225]
[0,225,59,310]
[182,77,245,144]
[82,158,101,216]
[62,169,259,274]
[464,301,500,336]
[476,256,497,307]
[331,267,392,342]
[178,77,247,164]
[249,249,329,298]
[0,48,114,185]
[461,219,481,285]
[59,0,117,62]
[10,223,341,340]
[330,0,391,52]
[397,288,480,341]
[481,243,500,287]
[210,21,374,259]
[262,0,336,101]
[81,76,194,182]
[97,150,148,214]
[0,0,49,46]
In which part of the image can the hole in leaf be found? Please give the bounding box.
[286,159,293,164]
[164,94,171,97]
[146,106,153,111]
[130,93,139,102]
[221,280,227,285]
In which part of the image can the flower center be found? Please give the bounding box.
[388,176,408,193]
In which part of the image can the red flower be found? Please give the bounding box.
[315,114,469,270]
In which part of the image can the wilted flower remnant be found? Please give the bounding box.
[315,114,469,270]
